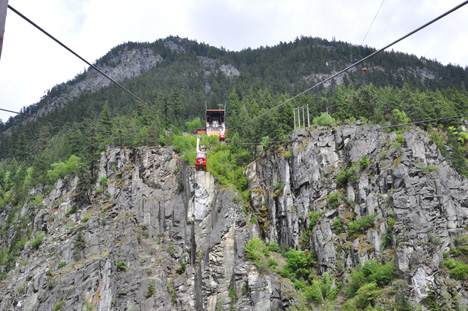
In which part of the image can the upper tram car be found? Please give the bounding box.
[205,108,226,141]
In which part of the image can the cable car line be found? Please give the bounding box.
[231,0,468,131]
[240,112,468,146]
[361,0,386,45]
[376,0,400,47]
[0,107,112,135]
[7,5,180,131]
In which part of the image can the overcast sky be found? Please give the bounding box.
[1,0,468,122]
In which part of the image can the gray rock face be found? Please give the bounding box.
[2,123,468,310]
[0,146,288,311]
[245,124,468,307]
[34,47,163,119]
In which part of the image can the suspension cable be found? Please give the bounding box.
[7,5,179,130]
[232,0,468,131]
[241,112,468,146]
[0,107,112,134]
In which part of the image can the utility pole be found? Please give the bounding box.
[293,108,296,130]
[0,0,8,60]
[302,106,305,129]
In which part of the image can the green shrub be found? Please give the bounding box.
[58,261,66,269]
[244,237,264,262]
[346,260,396,297]
[427,232,441,245]
[359,155,369,170]
[229,285,238,303]
[54,302,63,311]
[362,261,396,287]
[244,237,274,272]
[348,214,374,234]
[84,301,95,311]
[395,134,405,145]
[176,262,187,274]
[117,261,127,271]
[267,258,278,268]
[65,206,77,217]
[328,191,339,208]
[283,249,316,281]
[444,259,468,280]
[336,164,357,187]
[308,211,321,229]
[185,117,202,132]
[47,155,81,183]
[304,272,339,303]
[31,232,44,251]
[393,141,403,154]
[313,113,335,126]
[82,215,90,222]
[274,180,284,192]
[167,282,177,303]
[355,282,382,309]
[146,284,155,299]
[333,218,343,234]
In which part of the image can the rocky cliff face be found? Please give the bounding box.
[245,123,468,309]
[0,145,288,311]
[2,123,468,310]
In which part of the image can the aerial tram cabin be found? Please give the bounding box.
[206,108,226,141]
[195,136,206,171]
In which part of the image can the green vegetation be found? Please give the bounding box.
[336,164,357,187]
[346,260,397,298]
[328,191,340,208]
[31,232,44,251]
[176,262,187,274]
[84,301,95,311]
[167,282,177,304]
[313,112,335,126]
[146,284,155,299]
[244,237,270,272]
[348,214,375,234]
[117,261,127,271]
[333,218,343,234]
[444,259,468,280]
[58,261,66,269]
[359,155,369,170]
[65,206,77,217]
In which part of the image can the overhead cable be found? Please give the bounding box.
[0,107,112,134]
[7,5,178,130]
[241,112,468,146]
[361,0,386,45]
[232,0,468,131]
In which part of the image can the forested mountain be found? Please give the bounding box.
[1,36,468,161]
[1,35,468,310]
